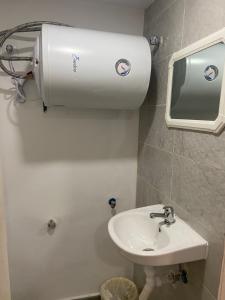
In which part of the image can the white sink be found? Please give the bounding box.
[108,204,208,266]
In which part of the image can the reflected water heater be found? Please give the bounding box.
[34,24,151,110]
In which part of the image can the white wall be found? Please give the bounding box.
[0,160,11,300]
[0,1,144,299]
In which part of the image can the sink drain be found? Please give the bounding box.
[142,248,154,252]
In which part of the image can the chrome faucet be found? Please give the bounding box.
[150,206,176,232]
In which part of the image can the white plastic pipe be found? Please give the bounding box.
[139,266,156,300]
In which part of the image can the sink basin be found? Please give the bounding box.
[108,204,208,266]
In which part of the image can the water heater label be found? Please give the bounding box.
[72,53,80,72]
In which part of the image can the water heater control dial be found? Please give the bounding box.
[115,59,131,76]
[204,65,218,81]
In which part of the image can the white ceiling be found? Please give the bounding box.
[101,0,154,9]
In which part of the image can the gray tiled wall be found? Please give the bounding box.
[135,0,225,299]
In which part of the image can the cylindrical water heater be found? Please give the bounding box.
[34,24,151,110]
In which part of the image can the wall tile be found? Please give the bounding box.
[174,129,225,170]
[163,198,222,298]
[183,0,225,47]
[171,155,225,296]
[142,57,170,107]
[201,286,217,300]
[135,271,216,300]
[144,0,184,62]
[182,222,223,297]
[165,196,223,298]
[136,176,168,208]
[172,155,225,236]
[138,144,172,196]
[139,106,174,152]
[169,283,216,300]
[135,264,216,300]
[144,0,176,33]
[137,0,225,298]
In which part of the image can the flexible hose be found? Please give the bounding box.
[0,27,41,36]
[0,21,71,78]
[0,56,32,61]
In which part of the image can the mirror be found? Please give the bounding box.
[166,29,225,133]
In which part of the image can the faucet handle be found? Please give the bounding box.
[163,206,175,224]
[163,206,174,217]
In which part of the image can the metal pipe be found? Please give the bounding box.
[0,21,72,78]
[0,55,32,61]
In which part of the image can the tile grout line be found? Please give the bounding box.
[139,140,173,155]
[202,284,217,300]
[144,0,179,31]
[141,103,166,109]
[180,0,186,49]
[139,174,170,201]
[139,140,225,174]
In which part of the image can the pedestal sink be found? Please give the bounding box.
[108,204,208,300]
[108,204,208,266]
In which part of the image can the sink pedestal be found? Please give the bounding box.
[139,266,158,300]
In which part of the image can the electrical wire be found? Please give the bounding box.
[9,59,26,103]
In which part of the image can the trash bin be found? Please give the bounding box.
[100,277,139,300]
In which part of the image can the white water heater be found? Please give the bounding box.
[34,24,151,110]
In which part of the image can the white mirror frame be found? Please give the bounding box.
[166,28,225,134]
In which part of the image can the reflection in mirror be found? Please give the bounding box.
[170,42,225,121]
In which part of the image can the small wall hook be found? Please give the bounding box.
[47,219,57,230]
[108,198,117,209]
